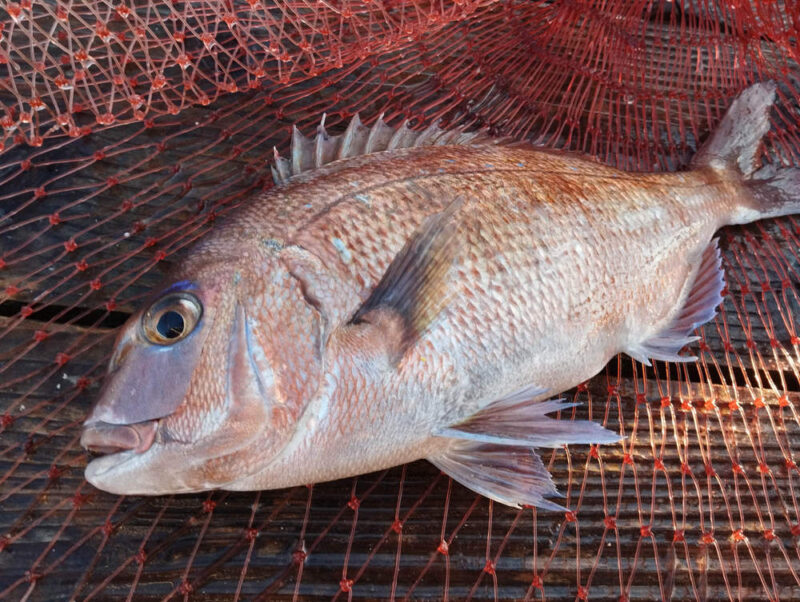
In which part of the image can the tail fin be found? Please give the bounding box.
[691,81,800,224]
[745,163,800,222]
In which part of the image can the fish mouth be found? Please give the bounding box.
[82,424,204,496]
[80,420,159,456]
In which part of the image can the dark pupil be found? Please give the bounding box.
[157,310,185,339]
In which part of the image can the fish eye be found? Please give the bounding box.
[142,292,202,345]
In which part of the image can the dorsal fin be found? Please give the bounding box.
[271,114,502,186]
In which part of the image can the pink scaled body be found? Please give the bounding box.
[82,83,800,508]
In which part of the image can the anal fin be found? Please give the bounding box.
[626,239,725,365]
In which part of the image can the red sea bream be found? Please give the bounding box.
[81,82,800,509]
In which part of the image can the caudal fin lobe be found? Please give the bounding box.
[692,81,800,223]
[745,164,800,222]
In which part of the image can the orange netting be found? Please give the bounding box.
[1,0,800,599]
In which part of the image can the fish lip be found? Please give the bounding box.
[80,419,159,456]
[84,449,138,483]
[83,439,203,496]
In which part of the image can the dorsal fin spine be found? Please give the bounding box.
[364,114,394,153]
[339,113,366,159]
[313,115,330,168]
[271,114,502,187]
[291,126,312,174]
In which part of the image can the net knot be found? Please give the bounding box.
[339,578,353,593]
[71,493,89,508]
[292,547,306,564]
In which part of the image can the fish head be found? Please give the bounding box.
[81,249,324,495]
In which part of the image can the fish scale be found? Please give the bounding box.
[80,82,800,509]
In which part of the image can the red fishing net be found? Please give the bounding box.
[1,0,800,599]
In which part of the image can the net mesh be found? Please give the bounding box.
[1,0,800,599]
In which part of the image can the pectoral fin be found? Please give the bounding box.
[626,239,725,365]
[349,199,463,360]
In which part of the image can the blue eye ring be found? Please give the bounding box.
[141,291,202,345]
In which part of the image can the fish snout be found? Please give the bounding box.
[81,420,158,455]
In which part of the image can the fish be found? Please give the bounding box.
[80,82,800,509]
